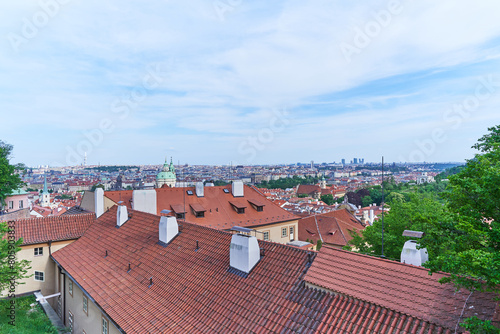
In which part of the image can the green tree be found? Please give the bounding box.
[91,183,105,192]
[320,194,335,205]
[0,141,24,207]
[316,239,323,251]
[424,126,500,294]
[361,195,373,208]
[346,193,452,261]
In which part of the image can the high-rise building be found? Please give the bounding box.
[353,158,358,164]
[341,158,345,165]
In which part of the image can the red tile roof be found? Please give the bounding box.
[14,213,96,245]
[104,185,298,230]
[298,209,365,247]
[305,246,500,331]
[52,207,334,333]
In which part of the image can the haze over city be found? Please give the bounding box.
[2,1,500,167]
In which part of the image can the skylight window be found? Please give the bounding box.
[186,190,193,195]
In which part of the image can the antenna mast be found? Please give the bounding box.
[381,156,385,258]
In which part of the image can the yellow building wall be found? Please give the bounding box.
[254,219,299,244]
[8,240,74,302]
[61,274,120,334]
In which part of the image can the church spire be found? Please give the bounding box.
[43,174,48,194]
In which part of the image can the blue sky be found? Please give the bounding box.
[1,0,500,167]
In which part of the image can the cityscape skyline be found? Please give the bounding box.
[2,1,500,166]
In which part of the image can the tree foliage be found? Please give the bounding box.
[424,126,500,294]
[346,193,452,261]
[320,194,335,205]
[0,141,24,207]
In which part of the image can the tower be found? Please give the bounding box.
[320,176,327,189]
[156,157,177,188]
[41,174,50,207]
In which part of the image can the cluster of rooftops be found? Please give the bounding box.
[14,200,499,333]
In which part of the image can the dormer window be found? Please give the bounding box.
[190,204,206,218]
[248,199,265,212]
[229,201,246,214]
[171,204,187,219]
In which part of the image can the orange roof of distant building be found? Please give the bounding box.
[298,209,365,247]
[105,185,298,230]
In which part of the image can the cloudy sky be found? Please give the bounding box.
[1,0,500,167]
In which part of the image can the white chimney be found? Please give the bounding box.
[369,209,374,223]
[195,182,204,197]
[132,190,157,215]
[230,233,260,274]
[232,180,244,197]
[401,240,428,266]
[362,211,369,222]
[159,216,179,245]
[94,188,104,218]
[117,205,128,227]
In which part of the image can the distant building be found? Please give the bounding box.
[416,172,435,185]
[156,157,176,188]
[41,174,50,207]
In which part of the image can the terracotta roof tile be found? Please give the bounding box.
[13,213,95,245]
[52,207,329,333]
[105,185,298,230]
[305,246,500,331]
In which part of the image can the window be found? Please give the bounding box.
[290,226,295,241]
[8,201,13,210]
[69,281,73,296]
[19,200,23,209]
[281,227,288,238]
[237,207,245,214]
[186,190,193,195]
[176,213,185,219]
[102,317,109,334]
[256,205,263,212]
[263,231,270,241]
[195,211,204,218]
[83,295,88,315]
[34,271,44,281]
[34,247,43,256]
[223,188,230,193]
[68,311,74,333]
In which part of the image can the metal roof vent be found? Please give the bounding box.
[195,182,204,197]
[158,211,179,246]
[232,180,244,197]
[229,226,260,274]
[401,230,428,266]
[116,202,128,227]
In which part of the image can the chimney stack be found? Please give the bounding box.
[195,182,204,197]
[232,180,244,197]
[400,230,428,266]
[369,209,374,223]
[94,188,104,218]
[117,204,128,227]
[230,228,260,274]
[159,216,179,245]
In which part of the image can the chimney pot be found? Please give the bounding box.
[159,216,179,245]
[195,182,204,197]
[232,180,244,197]
[117,205,128,227]
[230,232,260,274]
